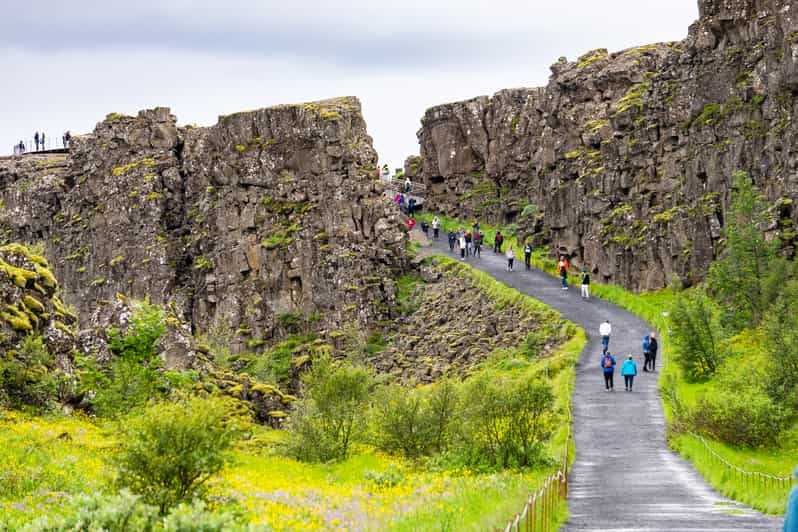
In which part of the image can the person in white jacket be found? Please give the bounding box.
[599,320,611,352]
[432,216,440,239]
[505,246,515,271]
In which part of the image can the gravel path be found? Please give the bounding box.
[423,236,783,531]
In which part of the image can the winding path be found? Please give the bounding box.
[423,235,782,531]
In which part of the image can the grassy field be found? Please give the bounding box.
[418,211,797,516]
[0,258,584,531]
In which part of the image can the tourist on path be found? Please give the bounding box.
[494,231,504,253]
[408,197,416,216]
[647,332,658,372]
[465,231,473,256]
[448,230,456,253]
[524,243,532,270]
[459,234,467,260]
[785,465,798,532]
[407,217,416,231]
[420,220,429,237]
[506,246,515,271]
[580,269,590,299]
[621,355,638,392]
[601,351,616,391]
[642,335,651,372]
[34,132,40,151]
[557,256,569,290]
[404,177,411,193]
[474,232,482,258]
[599,320,611,352]
[432,216,440,240]
[472,221,480,236]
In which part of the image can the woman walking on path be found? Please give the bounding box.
[432,216,440,239]
[557,256,569,290]
[601,351,616,391]
[580,269,590,299]
[505,246,515,271]
[621,355,638,392]
[459,234,467,260]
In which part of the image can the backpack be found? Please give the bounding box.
[603,356,613,368]
[643,335,651,352]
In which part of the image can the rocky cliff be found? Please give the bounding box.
[415,0,798,289]
[0,98,409,363]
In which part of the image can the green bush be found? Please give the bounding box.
[457,372,555,468]
[372,380,459,460]
[286,355,372,462]
[0,334,57,409]
[115,396,240,514]
[763,281,798,409]
[84,301,167,417]
[669,291,726,381]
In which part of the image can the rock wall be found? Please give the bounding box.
[416,0,798,289]
[0,97,409,358]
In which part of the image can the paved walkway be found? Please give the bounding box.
[424,235,783,531]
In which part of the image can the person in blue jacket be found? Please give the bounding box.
[601,351,616,391]
[786,465,798,532]
[621,354,638,392]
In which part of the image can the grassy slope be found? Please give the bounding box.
[419,212,796,516]
[0,259,585,531]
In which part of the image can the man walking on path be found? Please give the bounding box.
[506,246,515,271]
[621,355,638,391]
[599,320,611,352]
[494,231,504,253]
[524,244,532,270]
[432,217,440,240]
[601,351,616,391]
[648,332,658,371]
[465,231,472,256]
[557,256,569,290]
[642,335,651,372]
[448,230,456,253]
[474,232,482,258]
[580,269,590,299]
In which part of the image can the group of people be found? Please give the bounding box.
[11,130,71,156]
[558,255,592,299]
[598,319,658,392]
[445,223,484,260]
[395,193,417,216]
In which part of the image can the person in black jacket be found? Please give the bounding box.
[648,332,658,371]
[448,230,456,253]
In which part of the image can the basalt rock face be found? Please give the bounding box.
[416,0,798,290]
[0,98,409,365]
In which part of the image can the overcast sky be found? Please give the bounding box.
[1,1,698,167]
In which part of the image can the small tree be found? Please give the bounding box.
[0,334,56,409]
[115,396,239,514]
[669,291,725,381]
[708,172,781,329]
[763,281,798,408]
[287,355,372,462]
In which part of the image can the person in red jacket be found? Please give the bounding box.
[557,256,569,290]
[407,217,416,231]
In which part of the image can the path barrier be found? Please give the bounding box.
[389,178,426,196]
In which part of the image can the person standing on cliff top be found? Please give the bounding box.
[41,132,46,150]
[34,131,40,151]
[432,216,440,239]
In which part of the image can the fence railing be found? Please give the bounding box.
[388,177,427,195]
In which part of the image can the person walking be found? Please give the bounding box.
[34,132,40,151]
[599,320,611,352]
[506,246,515,271]
[648,332,658,371]
[407,197,416,216]
[432,216,440,240]
[785,465,798,532]
[494,231,504,253]
[524,243,532,270]
[472,221,480,235]
[459,234,467,261]
[404,176,411,193]
[407,217,416,231]
[420,220,429,237]
[580,269,591,299]
[448,230,456,253]
[642,335,651,372]
[557,256,569,290]
[474,232,482,258]
[621,355,638,391]
[601,351,616,391]
[464,231,472,256]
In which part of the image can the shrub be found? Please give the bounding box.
[286,355,372,462]
[114,396,240,514]
[0,334,57,409]
[763,281,798,408]
[23,490,158,531]
[669,291,725,381]
[457,372,555,468]
[85,301,166,416]
[373,386,434,459]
